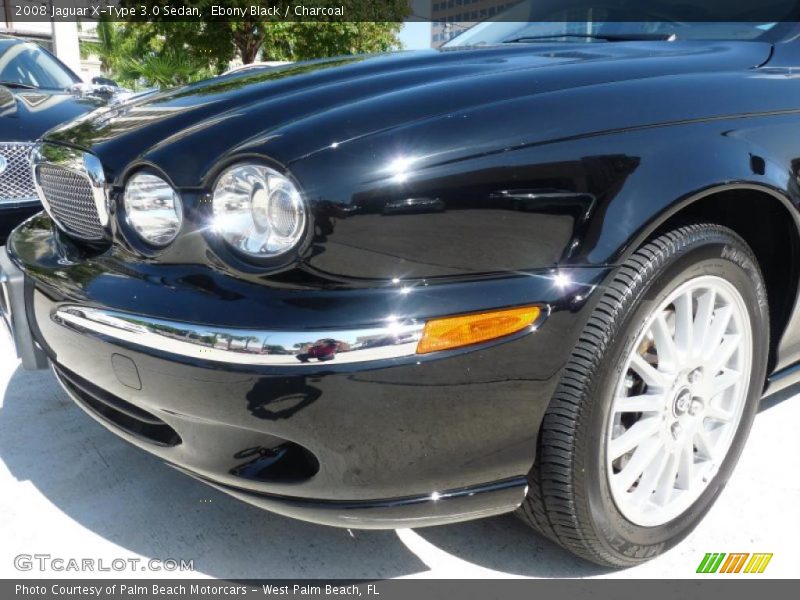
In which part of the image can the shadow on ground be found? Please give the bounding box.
[758,381,800,413]
[0,365,611,578]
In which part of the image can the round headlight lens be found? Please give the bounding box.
[212,164,306,259]
[123,172,183,247]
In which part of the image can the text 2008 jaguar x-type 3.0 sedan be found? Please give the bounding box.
[3,8,800,567]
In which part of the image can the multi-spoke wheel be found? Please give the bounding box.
[608,276,752,526]
[518,224,769,567]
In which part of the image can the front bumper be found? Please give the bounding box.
[3,218,611,528]
[0,245,48,370]
[0,202,41,245]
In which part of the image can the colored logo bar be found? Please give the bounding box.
[697,553,773,573]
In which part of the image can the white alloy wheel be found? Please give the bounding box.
[606,275,753,527]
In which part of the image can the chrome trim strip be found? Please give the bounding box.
[53,305,424,366]
[31,142,111,232]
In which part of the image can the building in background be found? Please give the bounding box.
[430,0,518,46]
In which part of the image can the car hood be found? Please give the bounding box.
[0,86,108,143]
[42,41,772,186]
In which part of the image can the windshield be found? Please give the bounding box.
[0,40,79,90]
[445,0,794,46]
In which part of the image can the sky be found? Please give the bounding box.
[399,21,432,50]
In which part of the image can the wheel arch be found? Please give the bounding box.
[621,183,800,375]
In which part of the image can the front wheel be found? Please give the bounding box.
[519,224,769,566]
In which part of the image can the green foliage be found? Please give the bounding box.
[117,51,215,88]
[264,22,405,61]
[78,18,116,67]
[90,1,409,88]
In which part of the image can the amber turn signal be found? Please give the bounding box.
[416,305,542,354]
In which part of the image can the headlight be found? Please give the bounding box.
[211,164,306,259]
[123,172,183,247]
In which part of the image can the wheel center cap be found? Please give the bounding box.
[673,387,692,416]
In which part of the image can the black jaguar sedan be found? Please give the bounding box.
[3,9,800,567]
[0,35,115,243]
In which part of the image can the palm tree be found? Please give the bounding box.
[120,51,213,88]
[79,17,117,73]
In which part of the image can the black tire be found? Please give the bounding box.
[518,224,770,567]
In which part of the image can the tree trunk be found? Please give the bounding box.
[235,23,266,64]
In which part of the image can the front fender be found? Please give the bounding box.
[554,114,800,374]
[288,111,800,281]
[574,117,800,266]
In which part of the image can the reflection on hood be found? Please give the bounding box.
[0,84,112,143]
[0,85,15,116]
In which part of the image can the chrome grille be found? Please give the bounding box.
[0,143,37,205]
[36,165,105,241]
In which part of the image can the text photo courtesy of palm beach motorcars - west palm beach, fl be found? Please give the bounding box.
[1,0,799,581]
